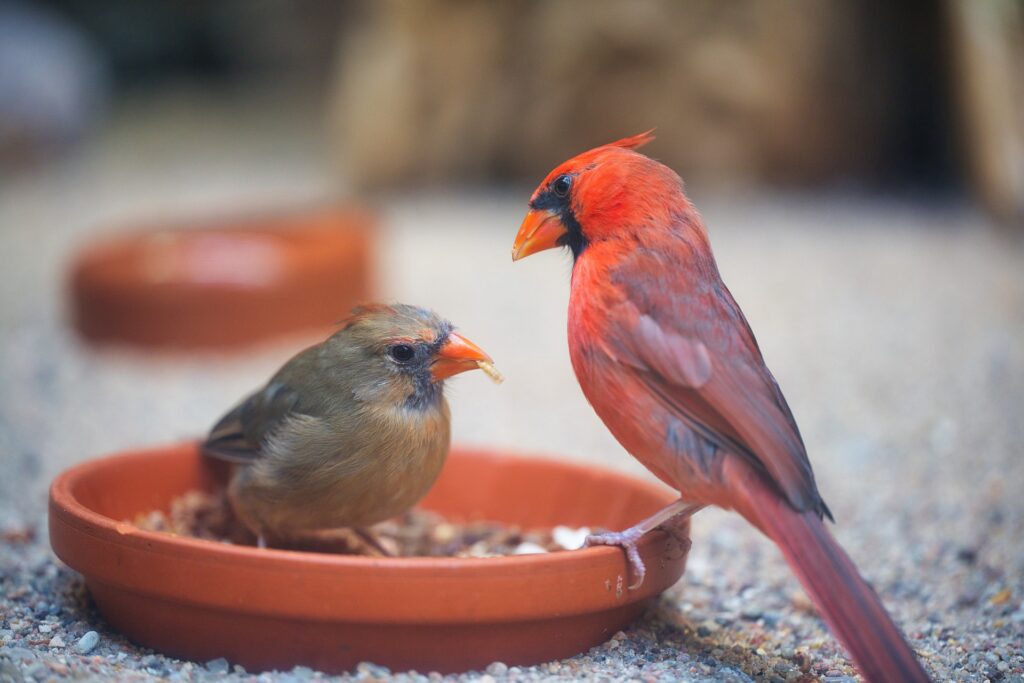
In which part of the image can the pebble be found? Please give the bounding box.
[0,647,35,663]
[485,661,508,675]
[356,661,390,678]
[205,657,230,674]
[46,635,64,648]
[74,631,99,654]
[22,662,46,679]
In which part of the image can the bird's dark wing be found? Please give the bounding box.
[609,248,830,519]
[201,381,303,463]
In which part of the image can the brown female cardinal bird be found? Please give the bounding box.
[202,303,497,549]
[512,133,929,682]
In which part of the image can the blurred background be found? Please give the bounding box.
[1,0,1023,677]
[1,0,1023,592]
[3,1,1024,207]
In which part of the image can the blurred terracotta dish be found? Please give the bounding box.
[49,443,690,674]
[68,207,375,348]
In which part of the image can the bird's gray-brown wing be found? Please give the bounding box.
[202,381,304,463]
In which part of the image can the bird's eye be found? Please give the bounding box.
[552,174,572,198]
[389,344,416,363]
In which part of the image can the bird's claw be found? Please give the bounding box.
[585,528,648,589]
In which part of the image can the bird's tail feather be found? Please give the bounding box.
[725,462,930,682]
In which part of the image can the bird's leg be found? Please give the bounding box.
[354,528,394,557]
[256,534,267,549]
[586,499,705,589]
[658,505,704,547]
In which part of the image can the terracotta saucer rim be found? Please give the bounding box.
[48,443,689,623]
[49,442,677,575]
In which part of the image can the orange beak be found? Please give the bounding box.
[431,332,492,381]
[512,209,567,261]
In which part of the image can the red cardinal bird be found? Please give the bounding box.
[512,132,929,682]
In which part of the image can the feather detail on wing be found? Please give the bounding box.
[202,381,302,463]
[609,251,831,519]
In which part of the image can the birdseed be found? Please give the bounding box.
[132,490,590,557]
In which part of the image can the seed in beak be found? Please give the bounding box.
[476,360,504,384]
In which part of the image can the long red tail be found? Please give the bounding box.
[724,461,930,682]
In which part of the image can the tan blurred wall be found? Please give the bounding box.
[328,0,922,190]
[948,0,1024,227]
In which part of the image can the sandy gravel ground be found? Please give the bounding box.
[1,93,1023,681]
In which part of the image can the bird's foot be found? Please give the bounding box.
[585,526,648,589]
[584,500,706,590]
[354,528,395,557]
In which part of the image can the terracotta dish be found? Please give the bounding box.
[68,208,375,348]
[49,443,690,673]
